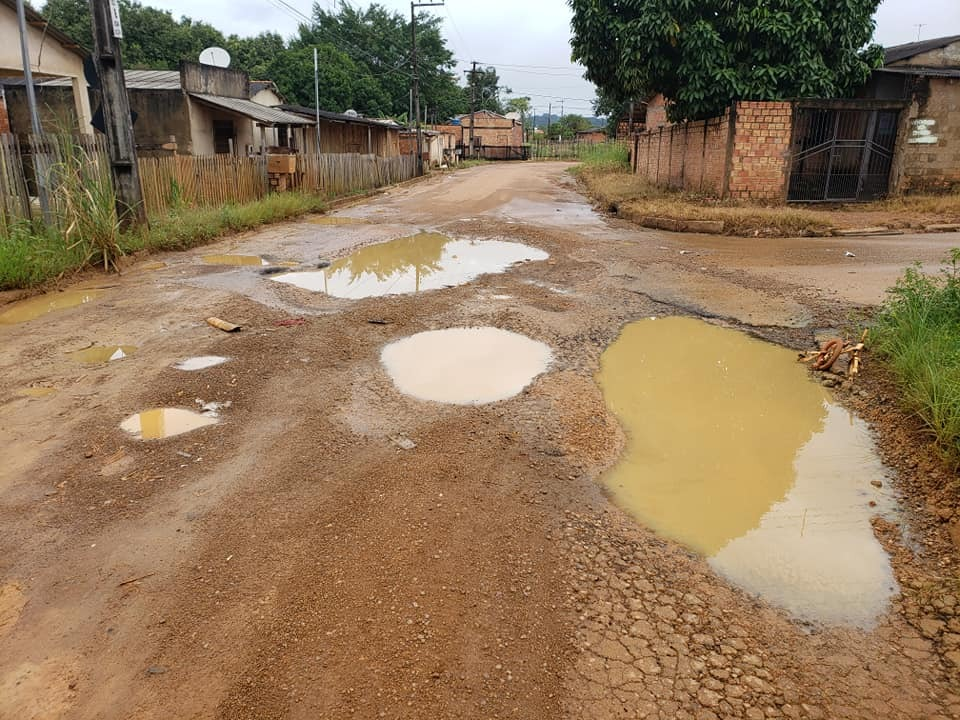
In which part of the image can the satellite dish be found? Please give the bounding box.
[344,109,359,117]
[199,47,231,68]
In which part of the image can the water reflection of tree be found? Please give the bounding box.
[329,233,451,285]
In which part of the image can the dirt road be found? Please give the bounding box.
[1,162,959,719]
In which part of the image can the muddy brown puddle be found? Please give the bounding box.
[202,254,268,266]
[272,232,548,298]
[68,345,137,363]
[120,408,219,440]
[381,327,552,405]
[599,317,897,628]
[0,290,106,325]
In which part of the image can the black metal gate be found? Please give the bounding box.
[787,107,900,202]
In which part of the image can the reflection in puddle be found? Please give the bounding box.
[173,356,229,371]
[0,290,105,324]
[68,345,137,363]
[120,408,219,439]
[202,254,267,266]
[272,233,548,298]
[599,317,896,627]
[381,327,552,405]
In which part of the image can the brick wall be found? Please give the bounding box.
[726,101,792,201]
[629,100,792,200]
[895,77,960,193]
[631,113,731,195]
[645,93,669,128]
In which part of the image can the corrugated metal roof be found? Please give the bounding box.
[125,70,181,90]
[877,66,960,79]
[276,104,401,129]
[885,35,960,65]
[189,93,314,126]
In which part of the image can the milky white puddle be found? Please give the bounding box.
[174,356,229,371]
[121,408,218,439]
[381,327,552,405]
[600,317,897,628]
[272,233,548,298]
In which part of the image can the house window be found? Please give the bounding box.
[277,125,289,147]
[213,120,235,154]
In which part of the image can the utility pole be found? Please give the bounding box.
[16,0,52,221]
[465,61,478,159]
[547,102,552,139]
[314,46,321,155]
[410,1,444,176]
[89,0,145,226]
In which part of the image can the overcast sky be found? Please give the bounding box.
[151,0,960,117]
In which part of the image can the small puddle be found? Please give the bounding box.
[202,254,267,266]
[173,356,229,371]
[272,233,548,298]
[381,327,552,405]
[68,345,137,363]
[307,216,367,225]
[599,317,896,628]
[120,408,219,440]
[16,386,57,398]
[0,290,106,325]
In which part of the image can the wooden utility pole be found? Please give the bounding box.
[410,1,443,176]
[547,102,552,139]
[89,0,145,226]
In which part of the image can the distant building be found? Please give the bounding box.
[435,110,523,149]
[277,105,400,157]
[575,129,607,144]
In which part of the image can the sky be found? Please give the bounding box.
[150,0,960,118]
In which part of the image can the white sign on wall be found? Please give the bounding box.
[908,118,938,144]
[109,0,123,39]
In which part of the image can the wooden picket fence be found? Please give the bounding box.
[0,134,31,232]
[296,152,418,196]
[139,154,268,215]
[0,134,422,226]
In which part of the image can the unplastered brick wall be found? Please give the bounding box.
[896,77,960,193]
[631,112,731,195]
[727,101,793,200]
[629,100,793,200]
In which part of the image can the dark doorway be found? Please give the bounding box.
[788,107,900,202]
[213,120,235,154]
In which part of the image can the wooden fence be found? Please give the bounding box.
[0,133,422,223]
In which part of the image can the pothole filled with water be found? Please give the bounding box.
[68,345,137,363]
[272,233,548,298]
[173,356,229,371]
[120,408,219,440]
[0,290,106,325]
[599,316,897,628]
[202,254,268,266]
[381,327,552,405]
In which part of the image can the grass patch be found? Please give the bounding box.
[873,249,960,462]
[573,157,833,236]
[0,192,327,291]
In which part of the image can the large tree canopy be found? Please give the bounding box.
[569,0,884,122]
[41,0,470,120]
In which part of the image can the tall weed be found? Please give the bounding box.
[873,249,960,462]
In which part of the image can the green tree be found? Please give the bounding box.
[569,0,884,121]
[42,0,226,69]
[548,114,592,140]
[465,66,509,114]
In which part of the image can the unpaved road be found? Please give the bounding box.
[1,162,959,719]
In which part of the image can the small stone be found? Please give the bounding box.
[870,480,883,488]
[146,665,167,675]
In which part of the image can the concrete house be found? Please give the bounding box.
[862,35,960,192]
[0,0,91,134]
